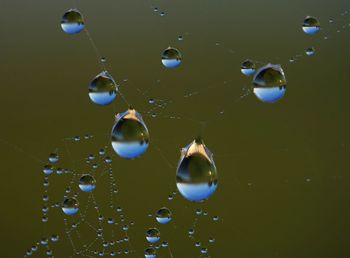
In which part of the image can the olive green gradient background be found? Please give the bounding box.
[1,0,350,257]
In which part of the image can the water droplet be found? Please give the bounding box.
[89,71,118,105]
[302,16,320,35]
[61,9,85,34]
[178,35,183,41]
[252,63,287,103]
[111,108,150,159]
[51,234,59,242]
[156,207,172,224]
[176,138,218,202]
[161,47,182,68]
[62,197,79,215]
[305,47,316,56]
[43,165,54,175]
[146,228,160,243]
[144,247,156,258]
[79,174,96,192]
[148,98,155,104]
[48,153,59,163]
[241,59,256,76]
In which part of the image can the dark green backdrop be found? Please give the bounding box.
[1,0,350,257]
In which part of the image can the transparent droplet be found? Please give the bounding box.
[60,9,85,34]
[79,174,96,192]
[241,59,256,76]
[161,47,182,68]
[111,108,150,159]
[176,138,218,202]
[48,153,59,163]
[146,228,160,243]
[43,165,54,175]
[305,47,316,56]
[148,98,155,104]
[302,16,320,35]
[160,12,165,17]
[144,247,156,258]
[178,35,183,41]
[51,234,59,242]
[61,197,79,215]
[89,71,118,106]
[252,63,287,103]
[156,207,172,224]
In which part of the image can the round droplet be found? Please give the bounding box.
[111,108,150,159]
[156,207,172,224]
[305,47,316,56]
[61,9,85,34]
[144,247,156,258]
[146,228,160,243]
[252,63,287,103]
[161,47,182,68]
[62,198,79,215]
[48,153,59,163]
[89,71,118,105]
[43,165,54,175]
[302,16,320,35]
[79,174,96,192]
[176,138,218,202]
[241,59,256,76]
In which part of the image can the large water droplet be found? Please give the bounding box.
[302,16,320,35]
[176,138,218,202]
[111,108,150,159]
[252,63,287,103]
[89,71,118,106]
[161,47,182,68]
[61,9,85,34]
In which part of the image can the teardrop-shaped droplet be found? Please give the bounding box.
[176,138,218,202]
[61,9,85,34]
[79,174,96,192]
[252,63,287,103]
[302,16,320,35]
[111,108,150,159]
[161,47,182,68]
[61,197,79,215]
[89,71,118,106]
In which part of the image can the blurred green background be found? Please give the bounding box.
[1,0,350,257]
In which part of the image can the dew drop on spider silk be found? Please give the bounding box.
[176,137,218,202]
[79,174,96,192]
[241,59,256,76]
[61,197,79,215]
[302,16,320,35]
[48,153,59,163]
[252,63,287,103]
[156,207,172,224]
[161,47,182,68]
[146,228,160,243]
[144,247,156,258]
[89,71,118,106]
[61,9,85,34]
[111,108,150,159]
[305,47,316,56]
